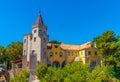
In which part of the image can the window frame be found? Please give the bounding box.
[59,52,63,57]
[34,30,37,33]
[34,37,36,42]
[95,51,97,55]
[50,52,53,57]
[18,64,22,68]
[88,51,91,55]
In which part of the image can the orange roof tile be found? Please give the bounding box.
[47,42,94,50]
[79,42,93,50]
[60,44,80,50]
[47,43,52,47]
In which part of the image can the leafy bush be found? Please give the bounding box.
[35,62,118,82]
[10,70,29,82]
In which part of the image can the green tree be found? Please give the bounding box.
[49,40,61,44]
[94,30,120,79]
[88,65,113,82]
[94,31,119,65]
[112,38,120,79]
[0,46,6,64]
[35,63,47,81]
[94,30,119,59]
[5,42,23,61]
[0,46,11,69]
[35,62,117,82]
[62,63,86,81]
[10,70,29,82]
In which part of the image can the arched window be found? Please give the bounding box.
[34,37,36,42]
[34,30,37,33]
[32,50,35,54]
[59,52,63,57]
[50,52,53,57]
[54,44,58,48]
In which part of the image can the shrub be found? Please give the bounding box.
[10,70,29,82]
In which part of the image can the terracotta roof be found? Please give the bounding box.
[47,43,52,47]
[47,42,94,50]
[13,59,22,63]
[79,42,93,50]
[60,44,80,50]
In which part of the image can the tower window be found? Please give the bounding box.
[39,30,42,35]
[24,39,26,43]
[34,37,36,42]
[44,31,46,34]
[34,30,37,33]
[30,37,32,41]
[44,38,46,43]
[32,50,35,55]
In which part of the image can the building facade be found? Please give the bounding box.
[22,13,100,72]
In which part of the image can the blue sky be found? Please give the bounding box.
[0,0,120,47]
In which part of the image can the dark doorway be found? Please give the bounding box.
[52,61,60,68]
[62,61,65,68]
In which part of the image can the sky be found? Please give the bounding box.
[0,0,120,47]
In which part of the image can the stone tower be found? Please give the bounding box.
[22,13,48,70]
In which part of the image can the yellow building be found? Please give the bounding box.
[46,42,100,68]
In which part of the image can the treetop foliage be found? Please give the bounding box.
[49,40,61,44]
[10,70,29,82]
[0,42,23,69]
[5,42,23,61]
[94,30,120,79]
[94,30,119,58]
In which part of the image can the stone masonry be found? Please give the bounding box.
[22,13,48,82]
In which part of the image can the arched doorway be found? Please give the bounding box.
[90,61,96,67]
[52,61,60,68]
[90,61,97,71]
